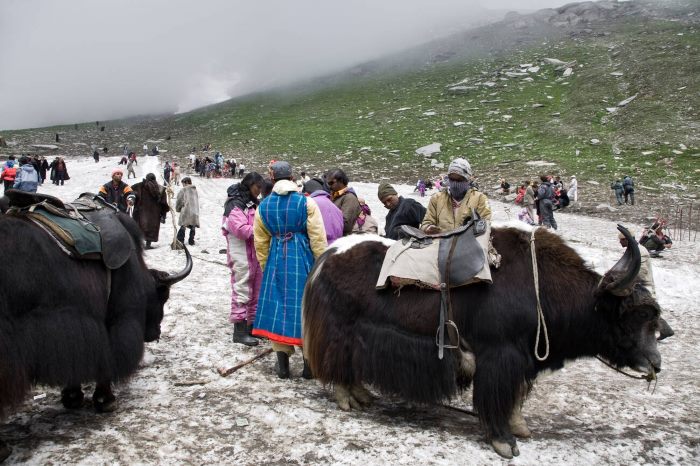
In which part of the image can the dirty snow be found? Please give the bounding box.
[2,156,699,465]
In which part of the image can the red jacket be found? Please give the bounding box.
[1,166,17,182]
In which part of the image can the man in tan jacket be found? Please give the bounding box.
[421,157,492,234]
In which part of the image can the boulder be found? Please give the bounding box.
[415,143,441,157]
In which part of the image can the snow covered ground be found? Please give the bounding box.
[2,156,699,465]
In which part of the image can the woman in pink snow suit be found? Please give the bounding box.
[222,172,265,346]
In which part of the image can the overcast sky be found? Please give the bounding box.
[0,0,567,130]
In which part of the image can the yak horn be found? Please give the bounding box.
[602,224,641,295]
[159,245,193,286]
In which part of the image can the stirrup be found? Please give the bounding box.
[435,320,460,350]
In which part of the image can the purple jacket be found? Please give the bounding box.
[310,190,344,244]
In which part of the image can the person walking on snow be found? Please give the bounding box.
[176,177,200,246]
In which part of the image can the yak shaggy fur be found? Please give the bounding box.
[0,212,174,418]
[303,227,661,451]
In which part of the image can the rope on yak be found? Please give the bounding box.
[595,355,658,391]
[531,228,550,361]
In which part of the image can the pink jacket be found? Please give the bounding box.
[222,207,259,270]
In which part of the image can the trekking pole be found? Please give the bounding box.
[166,184,182,250]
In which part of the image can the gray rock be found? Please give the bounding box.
[447,86,477,94]
[617,94,638,107]
[469,138,485,145]
[595,203,617,212]
[415,143,441,157]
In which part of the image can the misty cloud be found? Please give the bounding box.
[0,0,567,130]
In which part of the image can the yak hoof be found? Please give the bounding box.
[509,412,531,438]
[93,389,117,413]
[60,386,85,410]
[491,439,520,459]
[335,384,364,411]
[350,384,375,407]
[0,439,11,463]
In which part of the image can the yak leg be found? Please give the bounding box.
[474,346,528,459]
[0,438,11,462]
[334,384,374,411]
[60,385,85,409]
[92,382,117,413]
[509,386,531,438]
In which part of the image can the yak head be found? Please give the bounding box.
[145,246,193,342]
[596,225,662,378]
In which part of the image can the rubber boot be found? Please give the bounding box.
[275,352,290,379]
[233,322,258,346]
[302,358,313,380]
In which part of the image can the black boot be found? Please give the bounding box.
[233,322,258,346]
[302,358,313,380]
[275,352,290,379]
[145,241,153,249]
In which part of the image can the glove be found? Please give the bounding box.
[160,215,166,224]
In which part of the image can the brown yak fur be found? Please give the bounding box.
[303,226,661,445]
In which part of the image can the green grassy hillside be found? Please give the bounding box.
[3,2,698,214]
[171,15,699,191]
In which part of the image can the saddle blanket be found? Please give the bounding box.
[376,224,493,290]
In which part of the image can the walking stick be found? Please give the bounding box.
[217,348,273,377]
[165,184,183,250]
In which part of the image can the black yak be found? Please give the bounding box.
[0,206,191,461]
[303,225,662,458]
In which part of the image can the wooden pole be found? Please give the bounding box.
[217,348,273,377]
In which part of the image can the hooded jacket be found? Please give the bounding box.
[13,163,40,192]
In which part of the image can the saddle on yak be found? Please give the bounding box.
[376,212,496,359]
[3,190,135,269]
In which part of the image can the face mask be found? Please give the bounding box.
[448,179,470,201]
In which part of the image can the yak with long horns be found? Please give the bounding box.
[0,203,192,461]
[303,225,662,459]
